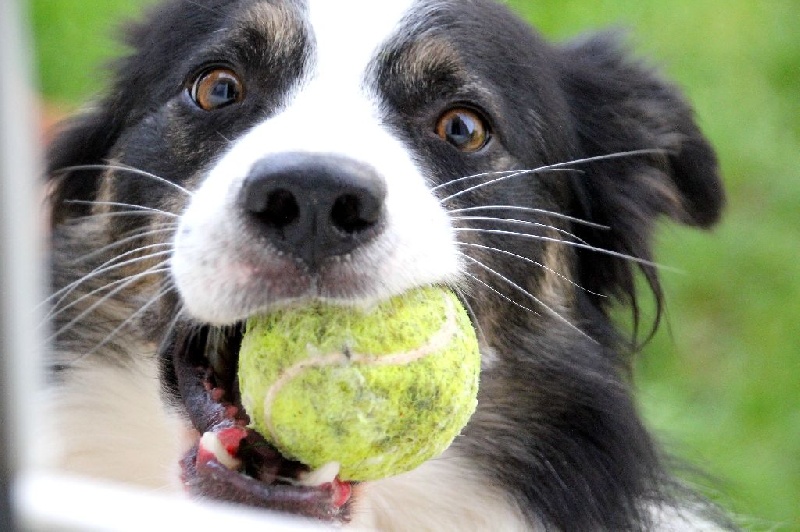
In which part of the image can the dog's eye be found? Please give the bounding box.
[189,68,244,110]
[435,108,490,152]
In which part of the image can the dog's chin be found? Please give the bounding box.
[162,319,354,522]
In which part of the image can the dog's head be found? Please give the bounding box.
[48,0,723,525]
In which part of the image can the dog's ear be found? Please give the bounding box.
[558,34,725,327]
[46,97,128,226]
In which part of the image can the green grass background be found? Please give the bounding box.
[29,1,799,529]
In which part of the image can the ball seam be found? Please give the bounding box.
[261,293,460,444]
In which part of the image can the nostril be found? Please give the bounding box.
[331,194,378,234]
[258,189,300,229]
[266,189,300,228]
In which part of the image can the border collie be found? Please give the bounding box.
[44,0,730,529]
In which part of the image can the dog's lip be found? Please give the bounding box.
[180,433,352,520]
[162,322,353,522]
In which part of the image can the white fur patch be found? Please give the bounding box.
[351,451,532,531]
[172,0,461,324]
[40,356,186,490]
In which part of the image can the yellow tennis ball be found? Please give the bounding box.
[238,286,480,482]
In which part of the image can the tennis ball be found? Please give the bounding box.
[238,286,480,482]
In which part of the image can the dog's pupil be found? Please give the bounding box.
[447,114,475,145]
[209,79,238,106]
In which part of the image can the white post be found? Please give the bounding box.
[0,0,46,528]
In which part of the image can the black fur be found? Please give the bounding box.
[47,1,728,529]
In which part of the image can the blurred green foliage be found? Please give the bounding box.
[30,0,799,528]
[29,0,152,105]
[508,2,800,529]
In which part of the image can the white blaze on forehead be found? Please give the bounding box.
[249,0,418,153]
[305,0,416,84]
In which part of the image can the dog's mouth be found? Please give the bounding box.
[161,322,353,522]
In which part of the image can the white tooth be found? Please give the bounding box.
[297,462,341,486]
[200,431,241,470]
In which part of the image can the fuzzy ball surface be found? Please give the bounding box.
[238,286,480,481]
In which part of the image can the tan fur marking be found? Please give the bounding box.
[401,37,465,82]
[536,233,575,312]
[93,163,118,217]
[237,1,304,58]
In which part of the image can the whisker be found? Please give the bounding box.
[64,199,179,218]
[461,271,540,316]
[70,210,176,222]
[454,228,675,271]
[459,242,606,298]
[448,205,610,230]
[431,169,532,192]
[440,168,578,204]
[46,264,171,343]
[46,265,170,330]
[462,254,595,342]
[450,215,589,245]
[158,307,189,355]
[73,243,172,282]
[83,285,174,357]
[52,163,193,197]
[450,286,489,349]
[49,245,172,303]
[68,228,175,266]
[439,149,665,204]
[45,253,172,321]
[545,148,667,168]
[115,220,178,238]
[43,232,174,310]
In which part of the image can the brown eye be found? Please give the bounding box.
[435,107,490,152]
[189,68,244,110]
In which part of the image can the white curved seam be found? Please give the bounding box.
[262,294,458,441]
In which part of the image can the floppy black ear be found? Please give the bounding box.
[558,34,725,326]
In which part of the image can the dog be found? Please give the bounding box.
[43,0,730,529]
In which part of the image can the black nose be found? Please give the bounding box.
[240,152,387,270]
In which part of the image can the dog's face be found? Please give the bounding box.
[48,0,724,528]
